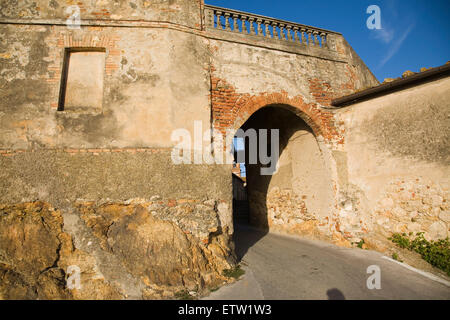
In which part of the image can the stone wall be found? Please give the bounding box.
[0,0,387,299]
[0,201,233,299]
[0,0,204,29]
[208,29,378,247]
[209,35,379,143]
[335,76,450,248]
[0,0,234,299]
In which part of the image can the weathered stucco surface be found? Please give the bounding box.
[0,0,233,299]
[0,24,212,149]
[1,0,447,299]
[336,76,450,248]
[0,0,204,29]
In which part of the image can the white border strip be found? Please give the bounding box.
[382,256,450,287]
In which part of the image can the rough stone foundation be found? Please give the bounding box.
[0,201,235,300]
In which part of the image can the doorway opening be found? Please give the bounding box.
[231,105,334,259]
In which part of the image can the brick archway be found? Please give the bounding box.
[211,79,343,144]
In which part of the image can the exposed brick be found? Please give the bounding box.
[210,73,344,144]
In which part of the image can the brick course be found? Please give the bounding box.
[0,148,171,157]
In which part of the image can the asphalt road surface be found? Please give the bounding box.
[205,224,450,300]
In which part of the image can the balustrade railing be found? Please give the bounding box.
[204,5,336,50]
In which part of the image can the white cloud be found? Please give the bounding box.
[373,27,395,44]
[378,23,415,68]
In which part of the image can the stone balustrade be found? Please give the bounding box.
[204,5,337,49]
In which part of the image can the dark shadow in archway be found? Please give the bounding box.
[232,105,315,261]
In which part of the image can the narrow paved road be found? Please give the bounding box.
[205,224,450,300]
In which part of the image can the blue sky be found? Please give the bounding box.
[206,0,450,82]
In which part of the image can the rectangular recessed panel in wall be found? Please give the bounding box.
[59,49,106,112]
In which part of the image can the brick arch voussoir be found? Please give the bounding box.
[231,93,331,140]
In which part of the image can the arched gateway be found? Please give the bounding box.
[231,104,335,237]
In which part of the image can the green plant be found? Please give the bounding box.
[388,233,411,249]
[391,252,402,262]
[388,232,450,276]
[355,239,365,249]
[223,265,245,279]
[174,290,195,300]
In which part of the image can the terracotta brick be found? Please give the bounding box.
[210,73,343,143]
